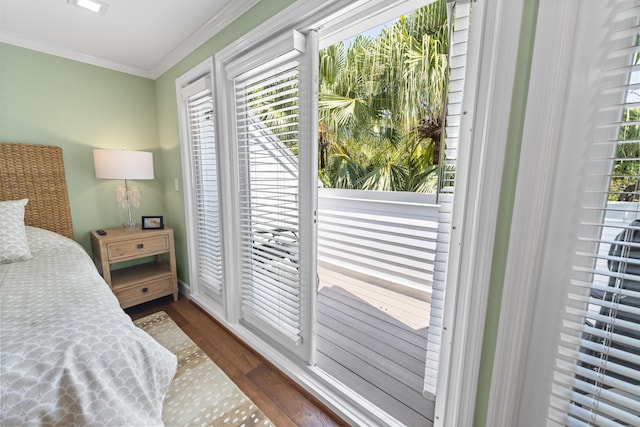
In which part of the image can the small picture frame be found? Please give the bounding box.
[142,216,164,230]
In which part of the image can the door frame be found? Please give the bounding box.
[177,0,530,424]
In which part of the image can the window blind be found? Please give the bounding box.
[424,0,472,397]
[234,59,304,345]
[549,2,640,424]
[182,76,224,303]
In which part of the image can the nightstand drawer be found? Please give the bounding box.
[114,276,174,308]
[107,235,170,261]
[91,226,178,308]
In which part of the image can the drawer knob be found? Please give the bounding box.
[137,243,144,249]
[142,287,149,293]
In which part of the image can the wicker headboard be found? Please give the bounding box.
[0,143,74,239]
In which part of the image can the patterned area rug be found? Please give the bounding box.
[134,311,274,427]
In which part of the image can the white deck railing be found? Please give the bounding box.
[317,188,439,299]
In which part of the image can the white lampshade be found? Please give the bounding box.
[93,149,154,180]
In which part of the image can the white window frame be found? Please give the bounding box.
[488,0,640,424]
[221,29,318,363]
[177,0,529,424]
[486,0,580,422]
[175,57,227,317]
[429,0,531,424]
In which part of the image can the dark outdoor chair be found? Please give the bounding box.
[590,219,640,385]
[570,220,640,425]
[252,228,299,267]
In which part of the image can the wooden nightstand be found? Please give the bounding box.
[91,226,178,308]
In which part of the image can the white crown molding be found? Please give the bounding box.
[149,0,260,79]
[0,34,152,78]
[215,0,366,66]
[1,0,260,80]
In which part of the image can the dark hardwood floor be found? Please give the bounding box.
[125,295,347,427]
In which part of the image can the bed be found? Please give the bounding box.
[0,143,177,426]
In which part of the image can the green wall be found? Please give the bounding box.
[0,0,294,276]
[0,43,163,251]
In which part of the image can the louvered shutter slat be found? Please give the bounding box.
[548,2,640,424]
[182,76,224,301]
[235,58,304,346]
[424,1,472,397]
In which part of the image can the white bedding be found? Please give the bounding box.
[0,227,177,426]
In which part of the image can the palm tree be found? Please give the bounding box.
[318,0,449,192]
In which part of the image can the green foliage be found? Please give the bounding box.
[610,107,640,201]
[608,34,640,201]
[248,68,301,157]
[318,0,449,192]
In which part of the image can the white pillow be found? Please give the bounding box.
[0,199,33,264]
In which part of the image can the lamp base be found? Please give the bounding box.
[122,221,138,231]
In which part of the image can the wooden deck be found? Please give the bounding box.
[316,264,434,426]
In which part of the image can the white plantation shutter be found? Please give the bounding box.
[236,61,303,344]
[182,75,225,303]
[424,0,471,397]
[224,30,318,361]
[549,2,640,424]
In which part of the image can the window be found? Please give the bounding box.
[177,0,524,424]
[176,59,225,309]
[548,3,640,424]
[215,29,318,362]
[236,56,304,347]
[493,0,640,425]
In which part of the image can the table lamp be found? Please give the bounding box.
[93,148,154,231]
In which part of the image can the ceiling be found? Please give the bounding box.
[0,0,259,79]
